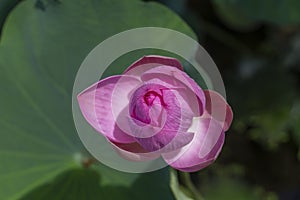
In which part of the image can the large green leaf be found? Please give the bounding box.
[0,0,196,199]
[0,0,20,38]
[21,168,174,200]
[213,0,300,26]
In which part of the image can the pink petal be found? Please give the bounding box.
[109,140,161,162]
[117,83,167,139]
[129,84,166,126]
[204,90,233,131]
[77,75,140,143]
[140,78,197,138]
[141,65,206,116]
[132,86,180,151]
[175,158,216,172]
[109,75,147,136]
[135,131,195,153]
[128,83,194,152]
[162,117,225,172]
[124,55,183,76]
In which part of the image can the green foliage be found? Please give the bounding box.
[212,0,257,31]
[0,0,20,37]
[290,101,300,160]
[170,170,193,200]
[201,178,276,200]
[227,58,296,149]
[21,168,174,200]
[198,164,279,200]
[0,0,196,199]
[213,0,300,27]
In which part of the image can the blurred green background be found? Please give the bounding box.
[0,0,300,199]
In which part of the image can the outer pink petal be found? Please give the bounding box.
[109,140,161,162]
[175,157,216,172]
[141,65,206,115]
[77,75,139,143]
[135,130,195,153]
[204,90,233,131]
[124,55,183,76]
[162,118,225,172]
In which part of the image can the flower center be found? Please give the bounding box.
[129,84,166,125]
[144,91,159,106]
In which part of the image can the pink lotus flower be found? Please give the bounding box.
[77,55,233,172]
